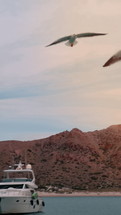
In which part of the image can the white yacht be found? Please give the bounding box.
[0,161,45,214]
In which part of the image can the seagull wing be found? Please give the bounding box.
[103,50,121,67]
[76,32,107,38]
[46,35,71,47]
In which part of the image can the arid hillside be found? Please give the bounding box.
[1,124,121,191]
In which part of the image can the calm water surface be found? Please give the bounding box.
[42,196,121,215]
[26,196,121,215]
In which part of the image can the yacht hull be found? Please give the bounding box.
[0,196,44,214]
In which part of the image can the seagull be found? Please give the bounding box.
[103,50,121,67]
[46,32,107,47]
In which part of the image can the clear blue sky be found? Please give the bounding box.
[1,0,121,140]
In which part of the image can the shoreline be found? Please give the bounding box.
[39,191,121,197]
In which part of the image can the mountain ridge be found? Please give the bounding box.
[1,124,121,191]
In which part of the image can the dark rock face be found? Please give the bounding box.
[1,125,121,190]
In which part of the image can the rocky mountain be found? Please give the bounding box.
[1,124,121,191]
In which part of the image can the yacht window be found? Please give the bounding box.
[25,184,29,189]
[0,184,24,189]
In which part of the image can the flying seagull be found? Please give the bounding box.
[46,32,107,47]
[103,50,121,67]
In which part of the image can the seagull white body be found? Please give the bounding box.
[103,50,121,67]
[46,32,106,47]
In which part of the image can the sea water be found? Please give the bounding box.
[40,196,121,215]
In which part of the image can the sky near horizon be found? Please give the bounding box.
[1,0,121,141]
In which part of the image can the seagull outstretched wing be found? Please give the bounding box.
[76,32,107,38]
[46,35,71,47]
[103,50,121,67]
